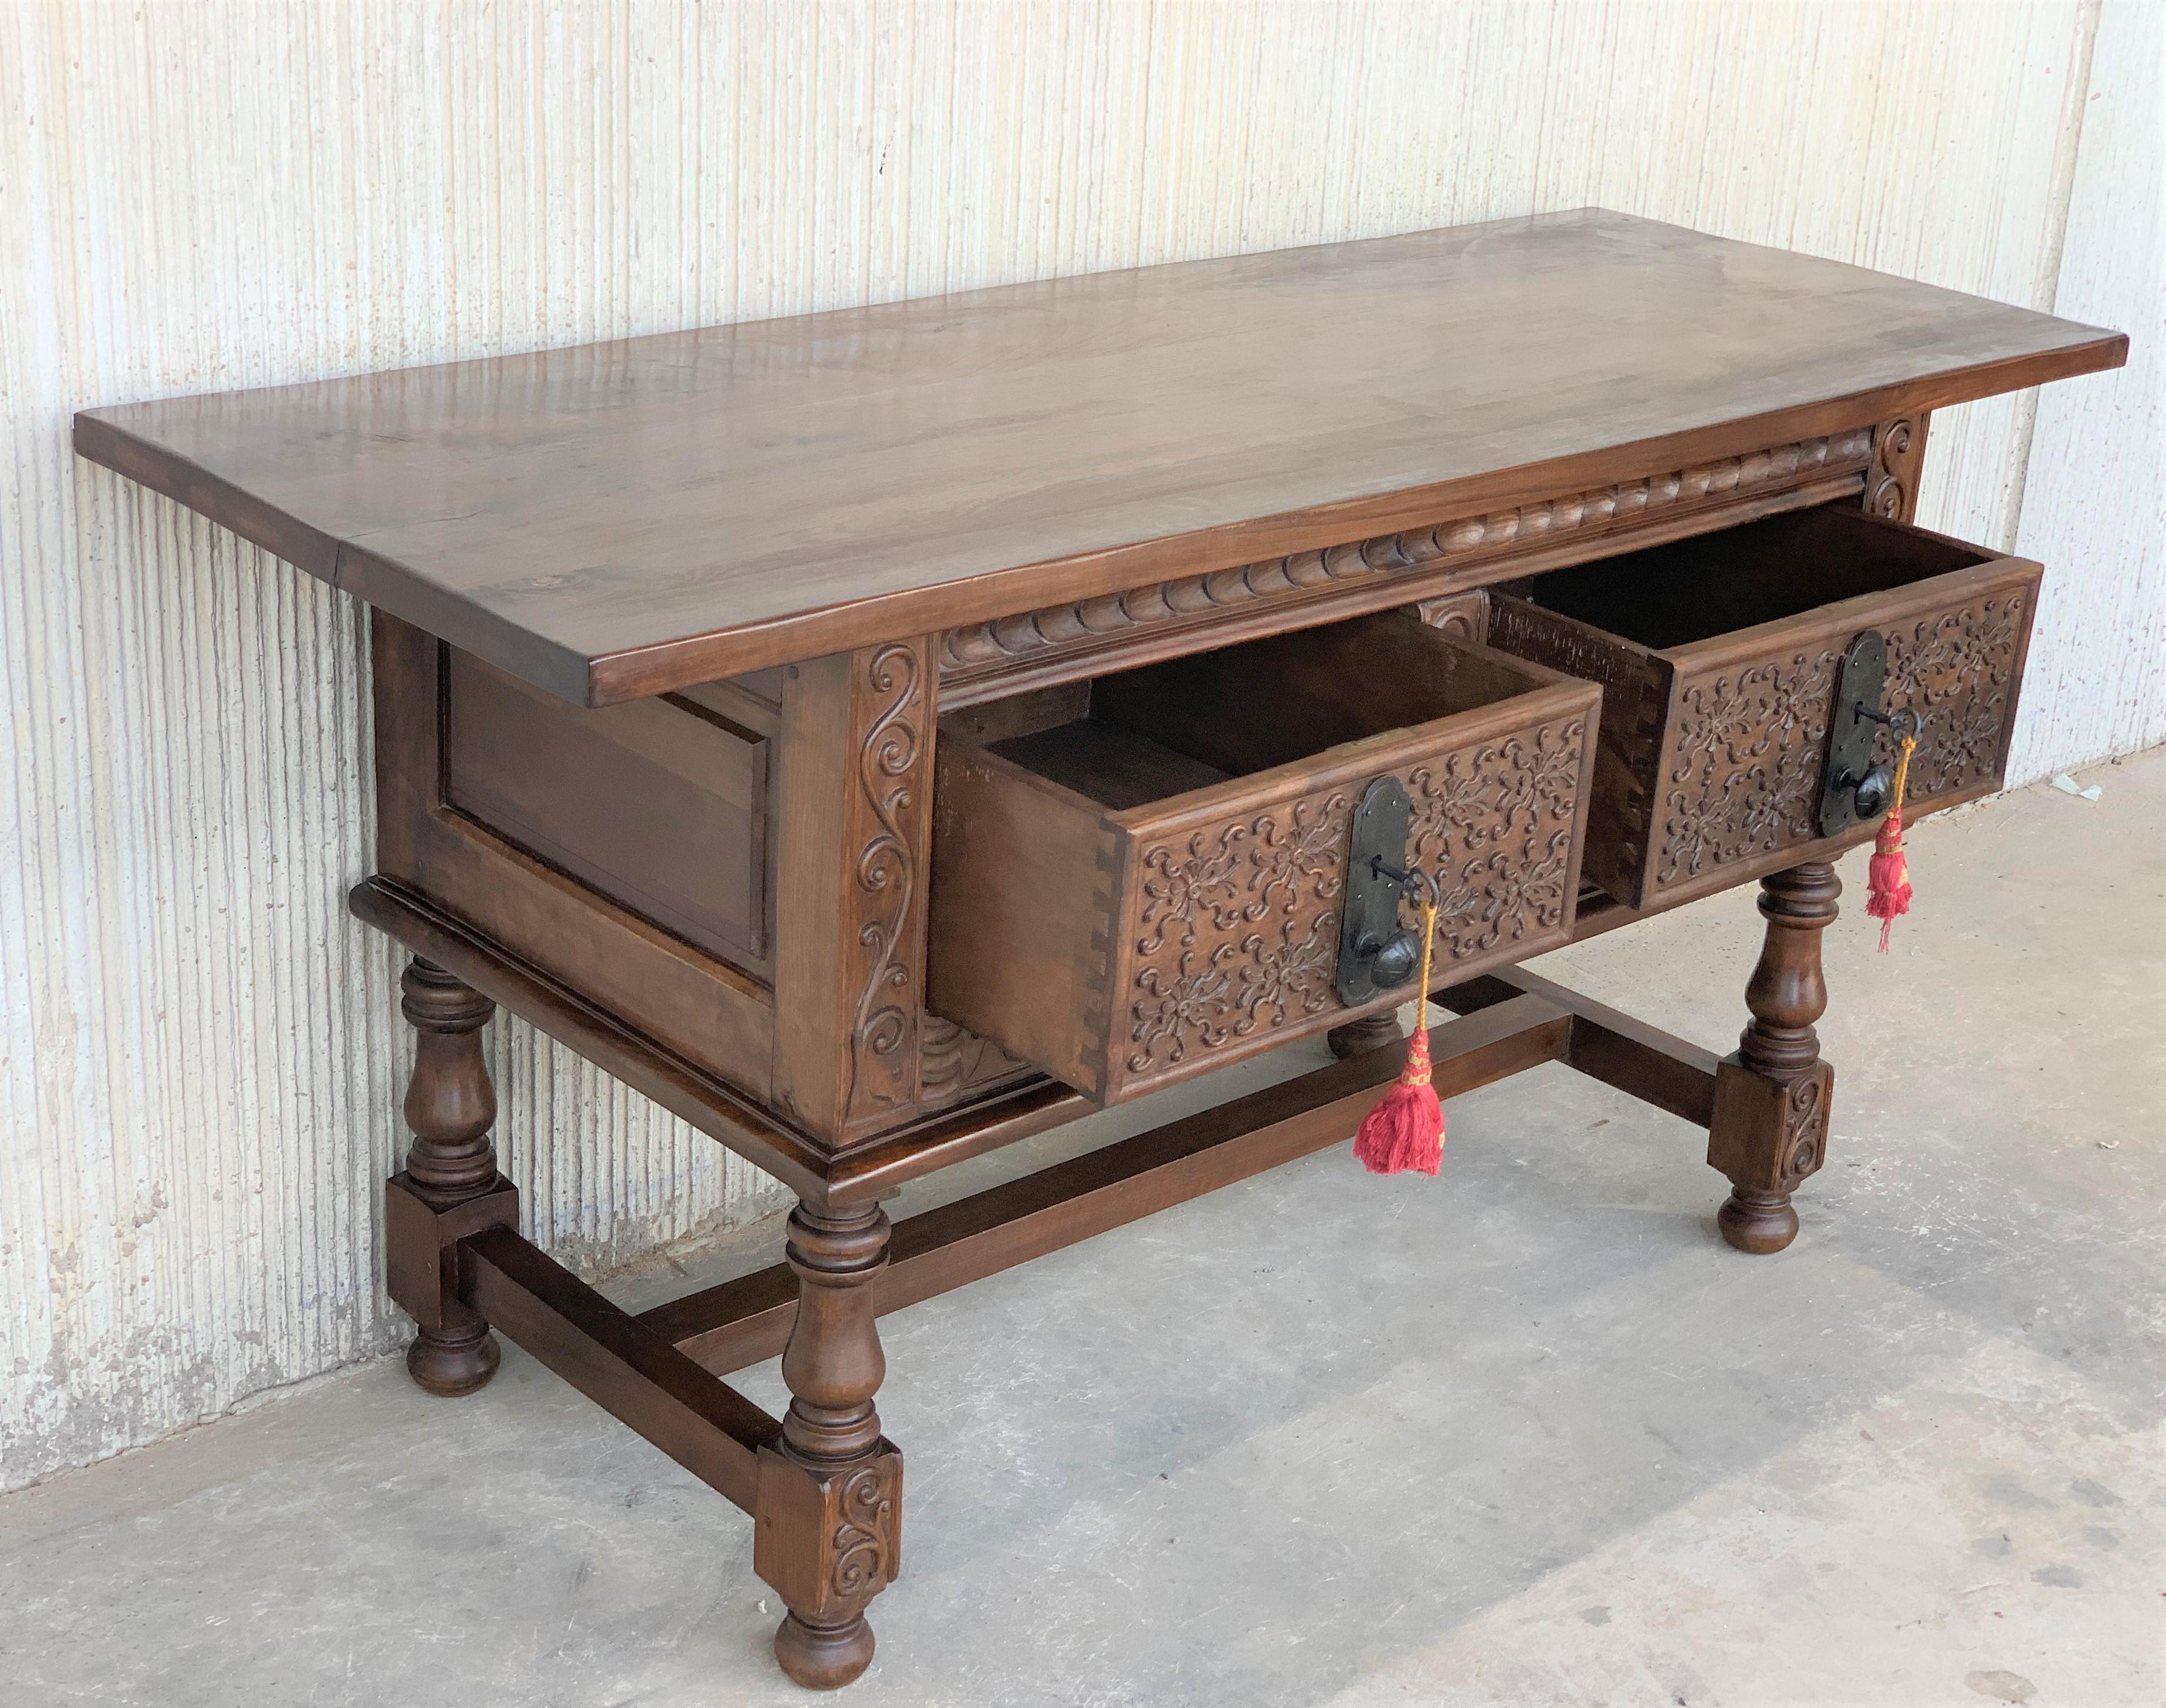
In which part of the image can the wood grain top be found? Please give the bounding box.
[75,208,2124,705]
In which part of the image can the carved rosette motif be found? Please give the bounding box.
[1652,590,2028,897]
[1121,715,1587,1079]
[944,431,1874,684]
[846,644,925,1121]
[1414,590,1489,642]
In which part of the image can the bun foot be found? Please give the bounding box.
[775,1611,875,1690]
[1717,1189,1799,1255]
[406,1320,501,1396]
[1327,1012,1403,1059]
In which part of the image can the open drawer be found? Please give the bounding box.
[926,610,1600,1104]
[1487,505,2042,911]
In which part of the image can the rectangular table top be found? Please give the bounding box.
[76,208,2123,705]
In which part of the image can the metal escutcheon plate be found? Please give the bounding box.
[1817,629,1889,839]
[1336,776,1414,1006]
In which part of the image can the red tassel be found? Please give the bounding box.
[1353,1025,1444,1175]
[1865,733,1918,953]
[1352,889,1446,1175]
[1865,807,1911,952]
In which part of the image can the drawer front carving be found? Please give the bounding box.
[1118,713,1586,1089]
[928,610,1600,1104]
[1124,795,1352,1081]
[1489,506,2040,911]
[1654,589,2029,892]
[1655,647,1846,890]
[1882,593,2031,800]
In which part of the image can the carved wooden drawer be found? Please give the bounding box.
[925,609,1600,1104]
[1487,505,2042,911]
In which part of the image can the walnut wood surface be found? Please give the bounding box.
[348,873,1092,1207]
[101,197,2128,1698]
[74,210,2122,704]
[443,649,774,973]
[758,1203,901,1687]
[1436,965,1720,1127]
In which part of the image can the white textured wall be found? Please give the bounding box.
[3,0,2157,1490]
[2008,0,2166,780]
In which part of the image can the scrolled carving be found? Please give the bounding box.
[1128,943,1240,1072]
[1650,585,2027,899]
[1245,799,1347,917]
[847,643,924,1120]
[1231,912,1340,1032]
[1864,416,1927,523]
[830,1461,901,1604]
[1779,1071,1829,1185]
[916,1013,1031,1108]
[1137,823,1254,954]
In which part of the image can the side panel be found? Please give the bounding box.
[370,613,776,1098]
[443,650,773,975]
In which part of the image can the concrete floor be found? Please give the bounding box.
[4,750,2161,1708]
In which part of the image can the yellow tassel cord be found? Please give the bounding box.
[1890,735,1915,818]
[1409,892,1436,1077]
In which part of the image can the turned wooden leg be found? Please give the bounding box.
[383,958,519,1395]
[1707,861,1840,1254]
[1327,1012,1404,1058]
[755,1201,902,1690]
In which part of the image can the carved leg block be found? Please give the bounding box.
[389,956,515,1395]
[756,1202,901,1689]
[1709,1057,1832,1254]
[1707,860,1840,1255]
[756,1440,903,1688]
[1327,1012,1403,1059]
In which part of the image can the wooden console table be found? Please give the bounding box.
[77,210,2124,1689]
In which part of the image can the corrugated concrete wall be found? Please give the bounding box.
[4,0,2158,1490]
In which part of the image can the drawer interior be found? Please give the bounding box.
[942,610,1548,812]
[1510,506,1997,650]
